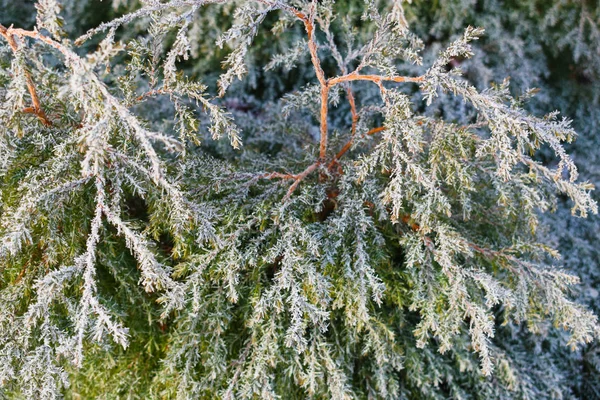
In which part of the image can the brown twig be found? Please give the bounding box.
[0,25,66,52]
[346,88,359,138]
[259,171,296,180]
[264,1,328,163]
[283,161,320,200]
[132,87,170,105]
[259,162,321,201]
[366,126,386,136]
[328,72,425,87]
[13,260,30,284]
[299,2,329,162]
[328,126,387,170]
[0,24,52,126]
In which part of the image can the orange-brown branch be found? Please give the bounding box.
[0,24,52,126]
[259,171,296,180]
[266,1,329,162]
[318,86,329,161]
[259,162,321,201]
[299,3,329,162]
[366,126,386,136]
[0,25,66,51]
[131,88,170,105]
[328,72,424,88]
[346,87,358,137]
[284,161,319,200]
[327,126,386,170]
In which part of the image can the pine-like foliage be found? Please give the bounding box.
[1,0,599,398]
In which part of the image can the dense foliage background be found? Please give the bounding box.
[1,0,600,398]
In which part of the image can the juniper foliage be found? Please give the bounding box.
[1,0,599,398]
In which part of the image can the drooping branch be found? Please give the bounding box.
[0,24,188,182]
[0,24,69,58]
[0,24,52,126]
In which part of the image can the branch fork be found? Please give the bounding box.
[255,4,426,201]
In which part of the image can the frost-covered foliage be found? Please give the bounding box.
[1,0,599,398]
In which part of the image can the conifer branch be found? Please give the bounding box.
[327,71,425,87]
[0,24,52,126]
[2,1,599,397]
[259,161,321,200]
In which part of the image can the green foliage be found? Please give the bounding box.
[1,0,599,398]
